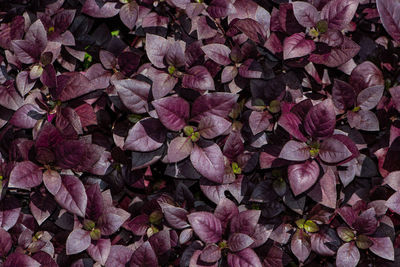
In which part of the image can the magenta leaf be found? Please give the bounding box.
[319,137,352,163]
[283,33,316,60]
[279,140,310,161]
[207,0,235,18]
[56,72,94,101]
[278,112,307,142]
[187,211,222,244]
[53,175,87,217]
[357,85,384,110]
[288,160,320,196]
[201,44,231,65]
[114,78,150,114]
[292,2,319,28]
[198,114,231,139]
[369,237,394,261]
[190,142,225,183]
[304,99,336,139]
[130,241,158,266]
[291,229,311,263]
[30,191,56,226]
[191,93,238,122]
[214,198,239,229]
[350,61,384,93]
[228,233,254,252]
[308,168,337,209]
[85,183,104,221]
[227,248,262,267]
[182,66,215,92]
[320,0,359,30]
[376,0,400,42]
[9,161,42,190]
[87,239,111,265]
[124,118,166,152]
[66,228,91,255]
[249,111,271,135]
[10,104,45,129]
[336,242,360,267]
[0,228,12,257]
[0,82,23,111]
[0,197,21,231]
[167,137,193,163]
[149,230,172,256]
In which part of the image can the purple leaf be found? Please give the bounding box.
[319,137,352,163]
[82,0,119,18]
[308,168,337,209]
[230,210,261,236]
[292,2,319,27]
[283,33,316,60]
[332,79,356,110]
[0,197,21,231]
[149,69,178,100]
[304,99,336,139]
[11,39,39,64]
[279,140,310,161]
[227,248,262,267]
[105,245,133,267]
[390,86,400,113]
[10,104,45,129]
[190,143,225,183]
[187,211,222,244]
[66,229,91,255]
[152,96,189,131]
[0,228,12,257]
[207,0,235,18]
[120,2,139,30]
[167,137,193,163]
[200,244,221,263]
[149,230,172,255]
[198,114,231,139]
[130,241,158,267]
[386,191,400,214]
[87,239,111,265]
[179,228,193,244]
[0,81,23,111]
[159,203,189,229]
[56,72,94,101]
[53,175,87,217]
[201,44,231,65]
[182,66,215,92]
[31,252,58,267]
[336,242,360,267]
[249,111,271,135]
[383,171,400,191]
[85,183,104,221]
[288,160,320,196]
[291,229,311,263]
[191,93,238,122]
[98,211,129,236]
[278,112,307,142]
[347,110,379,131]
[145,34,169,68]
[84,63,111,90]
[315,37,360,68]
[124,118,166,152]
[114,78,150,114]
[3,253,41,267]
[228,18,265,44]
[228,233,254,252]
[350,61,384,94]
[214,198,238,230]
[310,232,336,256]
[320,0,359,30]
[42,169,61,195]
[369,237,394,261]
[320,29,344,47]
[9,161,42,190]
[357,85,384,110]
[376,0,400,42]
[30,191,56,226]
[125,214,149,236]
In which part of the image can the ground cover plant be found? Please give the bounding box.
[1,0,400,266]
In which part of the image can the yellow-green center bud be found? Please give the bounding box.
[168,65,176,75]
[48,26,55,33]
[268,100,281,113]
[90,228,101,240]
[83,219,96,231]
[190,132,200,142]
[352,106,361,112]
[316,20,328,34]
[184,126,194,136]
[232,162,242,174]
[149,210,163,225]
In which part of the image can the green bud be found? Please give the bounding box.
[128,114,142,124]
[168,65,176,75]
[190,132,200,142]
[149,210,163,225]
[111,30,120,37]
[356,235,373,249]
[268,100,281,113]
[183,126,194,136]
[273,177,287,197]
[218,240,228,249]
[337,227,355,242]
[83,219,96,231]
[316,20,328,34]
[232,162,242,174]
[90,228,101,240]
[48,26,55,33]
[352,106,361,112]
[304,220,319,233]
[295,219,306,229]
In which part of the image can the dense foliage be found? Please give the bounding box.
[1,0,400,266]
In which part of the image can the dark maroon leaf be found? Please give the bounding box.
[350,61,384,93]
[288,160,320,196]
[9,161,43,190]
[56,72,95,101]
[191,93,238,122]
[30,191,56,226]
[304,99,336,139]
[148,230,171,255]
[0,82,23,111]
[0,228,12,257]
[332,79,356,110]
[214,198,239,229]
[308,168,337,209]
[207,0,235,18]
[130,241,158,267]
[278,112,307,142]
[187,211,222,244]
[10,104,45,129]
[66,228,91,255]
